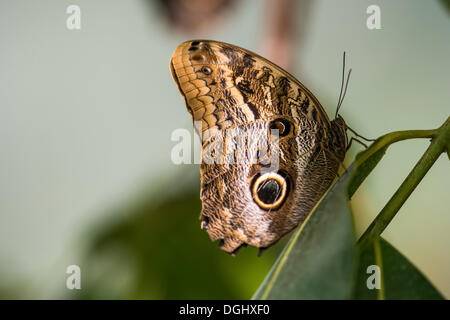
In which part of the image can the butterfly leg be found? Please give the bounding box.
[347,137,370,150]
[346,125,376,143]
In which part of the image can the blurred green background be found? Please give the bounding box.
[0,0,448,299]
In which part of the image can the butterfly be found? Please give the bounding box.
[170,40,352,255]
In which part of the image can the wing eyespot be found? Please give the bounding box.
[269,118,292,137]
[251,171,290,211]
[201,66,212,75]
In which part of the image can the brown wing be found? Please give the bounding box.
[169,40,347,254]
[170,40,332,141]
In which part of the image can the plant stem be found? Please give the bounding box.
[358,117,450,249]
[354,129,437,168]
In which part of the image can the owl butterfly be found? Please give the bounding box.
[170,40,349,256]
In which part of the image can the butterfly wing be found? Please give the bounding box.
[170,40,347,254]
[170,40,331,136]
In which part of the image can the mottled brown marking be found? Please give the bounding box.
[170,40,348,254]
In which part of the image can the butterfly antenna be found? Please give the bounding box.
[335,52,352,119]
[340,69,352,111]
[333,52,374,147]
[335,52,346,118]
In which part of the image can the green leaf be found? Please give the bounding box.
[348,146,387,198]
[354,237,444,299]
[252,151,444,299]
[77,175,283,299]
[439,0,450,15]
[252,168,356,299]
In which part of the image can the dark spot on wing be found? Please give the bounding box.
[300,96,310,111]
[220,77,227,88]
[278,77,291,95]
[247,102,260,120]
[220,45,239,63]
[311,108,317,121]
[243,53,256,67]
[237,80,253,94]
[223,90,236,106]
[234,66,245,77]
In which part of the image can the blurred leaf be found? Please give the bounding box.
[439,0,450,15]
[354,237,444,299]
[75,171,284,299]
[253,168,356,299]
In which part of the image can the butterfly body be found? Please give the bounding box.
[170,40,347,254]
